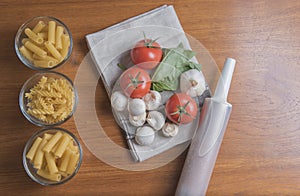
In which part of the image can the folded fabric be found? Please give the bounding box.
[85,5,210,161]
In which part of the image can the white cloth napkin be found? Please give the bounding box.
[85,5,210,161]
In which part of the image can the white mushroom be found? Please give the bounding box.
[111,91,128,111]
[143,90,162,110]
[162,122,179,137]
[180,69,206,97]
[129,112,146,127]
[128,98,146,116]
[135,126,155,146]
[146,111,165,131]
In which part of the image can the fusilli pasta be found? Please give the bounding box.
[26,76,74,124]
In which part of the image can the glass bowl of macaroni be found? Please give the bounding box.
[15,16,73,70]
[19,71,78,127]
[23,127,83,186]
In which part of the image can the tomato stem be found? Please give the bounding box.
[169,101,192,123]
[117,63,127,71]
[124,72,144,91]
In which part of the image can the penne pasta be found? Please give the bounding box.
[33,137,48,169]
[21,38,30,45]
[58,171,68,178]
[66,153,79,175]
[32,21,46,33]
[32,53,58,63]
[43,131,63,153]
[37,32,48,39]
[26,137,42,161]
[55,26,64,50]
[24,41,47,58]
[60,34,70,59]
[48,21,56,44]
[44,41,62,61]
[33,60,57,68]
[19,46,33,62]
[26,131,80,183]
[45,152,58,174]
[24,28,44,45]
[67,140,78,152]
[43,133,53,140]
[50,138,61,153]
[55,134,71,158]
[19,20,71,69]
[59,148,72,172]
[37,169,61,182]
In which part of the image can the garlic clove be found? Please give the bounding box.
[162,122,179,137]
[180,69,206,97]
[146,111,165,131]
[128,98,146,116]
[111,91,128,111]
[143,90,162,110]
[129,112,146,127]
[135,126,155,146]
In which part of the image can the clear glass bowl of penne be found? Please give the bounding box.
[23,127,83,186]
[15,16,73,70]
[19,71,78,127]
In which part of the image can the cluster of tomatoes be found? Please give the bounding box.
[119,39,198,124]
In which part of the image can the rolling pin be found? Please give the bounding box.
[175,58,236,196]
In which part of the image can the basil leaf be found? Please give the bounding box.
[151,43,202,91]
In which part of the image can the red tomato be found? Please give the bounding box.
[165,93,198,124]
[120,67,151,98]
[130,39,163,69]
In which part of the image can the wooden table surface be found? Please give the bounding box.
[1,0,300,195]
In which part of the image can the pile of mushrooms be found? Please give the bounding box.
[111,90,179,146]
[111,68,206,147]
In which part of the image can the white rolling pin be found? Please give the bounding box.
[175,58,236,196]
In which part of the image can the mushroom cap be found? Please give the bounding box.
[129,112,146,127]
[162,122,179,137]
[128,98,146,116]
[111,91,128,111]
[143,90,162,110]
[147,111,165,130]
[135,126,155,146]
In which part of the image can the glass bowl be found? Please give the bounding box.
[19,71,78,127]
[23,127,83,186]
[15,16,73,70]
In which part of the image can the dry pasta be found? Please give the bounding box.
[26,131,80,182]
[43,131,63,153]
[54,134,71,158]
[19,20,70,68]
[25,76,74,124]
[24,28,44,44]
[33,137,48,169]
[32,21,46,34]
[26,137,42,161]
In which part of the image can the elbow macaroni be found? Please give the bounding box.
[19,20,70,68]
[26,131,80,182]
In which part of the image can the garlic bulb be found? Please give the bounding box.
[135,126,155,146]
[128,98,146,116]
[180,69,206,97]
[111,91,128,111]
[162,122,179,137]
[146,111,165,131]
[129,112,146,127]
[143,90,162,110]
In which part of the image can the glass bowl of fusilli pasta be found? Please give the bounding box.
[19,71,78,126]
[15,16,73,70]
[23,127,83,186]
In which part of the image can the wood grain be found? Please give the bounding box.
[1,0,300,195]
